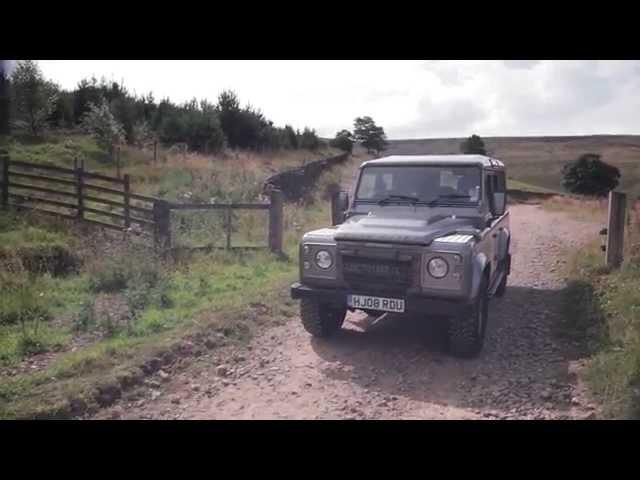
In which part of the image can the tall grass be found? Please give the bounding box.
[562,198,640,418]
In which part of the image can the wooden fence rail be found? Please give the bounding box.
[0,155,284,255]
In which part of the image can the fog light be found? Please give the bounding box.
[303,261,311,270]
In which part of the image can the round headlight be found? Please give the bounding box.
[427,257,449,278]
[315,250,333,269]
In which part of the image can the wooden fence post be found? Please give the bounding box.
[116,146,121,179]
[0,150,8,210]
[76,159,85,220]
[269,189,284,256]
[153,199,171,250]
[225,203,232,250]
[606,191,626,268]
[153,141,157,163]
[123,174,131,229]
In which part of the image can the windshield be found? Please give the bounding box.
[355,165,482,206]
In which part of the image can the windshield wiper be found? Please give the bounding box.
[426,194,472,206]
[377,194,421,205]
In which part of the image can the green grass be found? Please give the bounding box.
[8,134,110,169]
[562,222,640,418]
[0,145,352,419]
[507,178,560,194]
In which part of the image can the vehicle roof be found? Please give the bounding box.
[361,154,505,169]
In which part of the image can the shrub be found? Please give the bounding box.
[330,130,354,153]
[562,153,621,197]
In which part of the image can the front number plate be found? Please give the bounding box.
[347,294,405,313]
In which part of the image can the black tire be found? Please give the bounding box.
[494,241,510,298]
[300,298,346,338]
[447,276,489,358]
[494,270,507,298]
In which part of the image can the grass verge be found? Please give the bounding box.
[559,200,640,418]
[0,151,360,419]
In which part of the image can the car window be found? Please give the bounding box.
[356,165,482,204]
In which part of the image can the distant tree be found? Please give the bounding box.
[48,90,75,128]
[1,61,12,137]
[217,90,243,148]
[330,129,354,153]
[81,98,125,159]
[73,77,102,124]
[353,116,387,155]
[283,125,298,149]
[10,60,58,136]
[299,127,321,150]
[562,153,620,197]
[460,134,487,155]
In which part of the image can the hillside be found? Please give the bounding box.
[385,135,640,198]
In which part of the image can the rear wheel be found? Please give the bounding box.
[300,298,346,338]
[447,276,489,358]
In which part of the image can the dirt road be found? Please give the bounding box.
[96,204,600,420]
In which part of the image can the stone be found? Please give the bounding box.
[216,365,229,377]
[158,370,169,380]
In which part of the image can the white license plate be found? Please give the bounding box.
[347,294,405,313]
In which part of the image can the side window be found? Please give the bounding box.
[485,174,494,208]
[495,171,505,193]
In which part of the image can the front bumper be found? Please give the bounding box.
[290,282,472,317]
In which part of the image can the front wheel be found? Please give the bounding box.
[300,298,346,338]
[447,277,489,358]
[494,271,508,298]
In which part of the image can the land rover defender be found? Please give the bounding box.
[290,155,511,357]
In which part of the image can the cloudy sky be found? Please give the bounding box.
[35,60,640,139]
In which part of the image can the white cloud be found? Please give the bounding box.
[36,60,640,139]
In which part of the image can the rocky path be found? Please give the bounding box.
[94,204,600,420]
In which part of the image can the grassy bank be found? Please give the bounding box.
[558,199,640,418]
[0,136,363,419]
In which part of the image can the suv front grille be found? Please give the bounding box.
[342,256,412,295]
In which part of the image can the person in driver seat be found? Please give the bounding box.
[457,174,480,201]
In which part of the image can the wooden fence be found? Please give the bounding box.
[0,154,284,255]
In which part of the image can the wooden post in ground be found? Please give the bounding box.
[0,150,8,210]
[225,203,232,250]
[153,199,171,251]
[123,174,131,230]
[269,189,284,256]
[116,145,121,179]
[76,159,85,221]
[606,191,627,268]
[153,141,157,163]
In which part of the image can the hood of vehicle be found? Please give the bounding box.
[333,212,481,245]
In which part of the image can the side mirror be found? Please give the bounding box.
[332,191,349,225]
[492,192,506,216]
